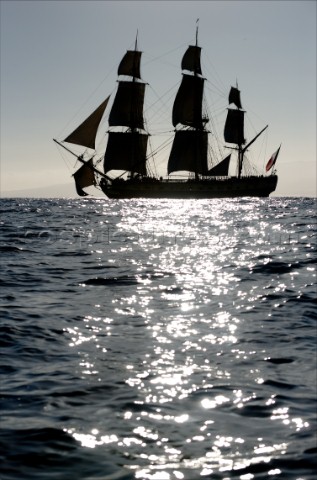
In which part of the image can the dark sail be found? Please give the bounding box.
[207,155,231,176]
[168,130,208,175]
[104,42,148,177]
[169,33,208,175]
[104,131,148,175]
[224,109,245,145]
[118,50,142,79]
[228,87,242,109]
[56,32,279,199]
[108,81,145,129]
[181,45,202,75]
[73,158,96,196]
[64,96,110,150]
[172,75,204,128]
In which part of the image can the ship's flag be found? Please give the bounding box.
[266,145,281,172]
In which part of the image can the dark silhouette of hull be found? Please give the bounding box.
[101,175,278,199]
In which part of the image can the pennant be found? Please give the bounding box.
[266,145,281,172]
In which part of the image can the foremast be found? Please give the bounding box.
[167,25,208,179]
[103,34,149,178]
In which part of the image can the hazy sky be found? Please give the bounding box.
[1,0,316,197]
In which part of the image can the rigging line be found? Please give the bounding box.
[56,64,117,140]
[149,132,174,153]
[259,132,269,172]
[205,79,227,100]
[148,150,170,171]
[146,137,158,177]
[145,82,179,114]
[54,142,75,175]
[244,109,266,136]
[142,43,189,67]
[246,105,268,126]
[202,54,227,94]
[151,130,175,135]
[56,85,115,141]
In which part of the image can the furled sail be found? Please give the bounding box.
[228,87,242,109]
[181,45,202,75]
[172,75,204,128]
[168,130,208,175]
[207,154,231,176]
[108,81,145,129]
[224,109,245,145]
[104,132,148,175]
[73,158,96,196]
[118,50,142,78]
[64,96,110,150]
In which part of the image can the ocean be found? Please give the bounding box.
[0,197,316,480]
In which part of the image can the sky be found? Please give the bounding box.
[0,0,316,197]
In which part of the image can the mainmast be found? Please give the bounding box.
[103,34,148,177]
[224,86,245,178]
[167,23,208,178]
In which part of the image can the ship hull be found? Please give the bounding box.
[101,175,278,199]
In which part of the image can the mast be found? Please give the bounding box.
[224,86,268,178]
[131,31,139,179]
[224,86,245,178]
[167,23,208,178]
[103,34,148,177]
[194,20,200,181]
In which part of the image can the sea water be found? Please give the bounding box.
[0,197,316,480]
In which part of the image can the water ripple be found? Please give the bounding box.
[0,197,316,479]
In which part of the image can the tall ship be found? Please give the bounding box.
[54,28,280,198]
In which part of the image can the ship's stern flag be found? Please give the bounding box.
[266,145,281,172]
